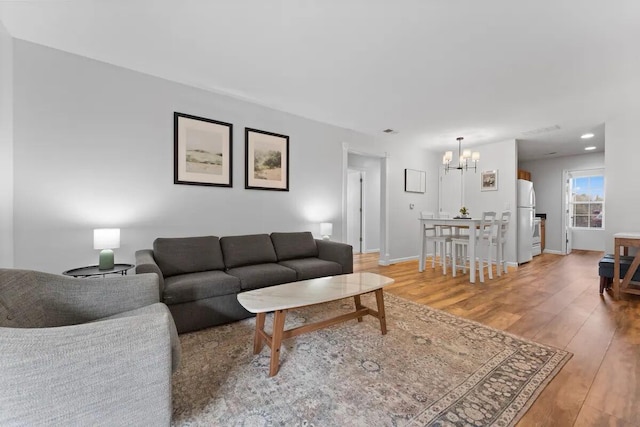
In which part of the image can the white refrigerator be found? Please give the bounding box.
[517,179,536,264]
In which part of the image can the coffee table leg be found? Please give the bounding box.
[375,289,387,335]
[254,312,266,354]
[354,295,364,322]
[269,309,287,377]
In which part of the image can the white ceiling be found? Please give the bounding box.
[1,1,638,160]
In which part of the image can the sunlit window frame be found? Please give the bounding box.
[569,172,605,230]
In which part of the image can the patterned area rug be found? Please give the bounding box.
[172,293,571,426]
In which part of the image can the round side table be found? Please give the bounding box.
[62,263,135,278]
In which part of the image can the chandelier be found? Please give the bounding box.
[442,137,479,174]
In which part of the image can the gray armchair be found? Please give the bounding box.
[0,269,181,426]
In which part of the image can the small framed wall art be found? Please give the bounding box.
[481,169,498,191]
[174,112,233,187]
[404,169,426,193]
[245,128,289,191]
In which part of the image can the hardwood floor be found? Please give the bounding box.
[354,250,640,427]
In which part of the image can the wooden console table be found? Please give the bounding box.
[613,232,640,299]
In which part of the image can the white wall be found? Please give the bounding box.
[12,40,378,273]
[343,140,440,264]
[389,148,441,263]
[604,94,640,254]
[11,39,444,272]
[520,152,605,252]
[460,139,518,264]
[437,139,518,264]
[0,22,13,267]
[347,153,381,252]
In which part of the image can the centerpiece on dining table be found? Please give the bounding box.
[457,207,470,219]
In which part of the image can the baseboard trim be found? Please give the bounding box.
[364,248,380,254]
[387,255,419,264]
[543,249,564,255]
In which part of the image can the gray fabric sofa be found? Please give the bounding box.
[135,231,353,333]
[0,269,180,427]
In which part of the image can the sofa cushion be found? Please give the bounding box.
[163,270,241,305]
[220,234,278,269]
[279,258,343,280]
[153,236,225,278]
[270,232,318,261]
[227,264,297,291]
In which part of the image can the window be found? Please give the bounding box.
[570,173,604,229]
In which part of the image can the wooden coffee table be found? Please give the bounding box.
[237,272,394,376]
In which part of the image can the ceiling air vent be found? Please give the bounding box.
[521,125,561,136]
[383,129,398,134]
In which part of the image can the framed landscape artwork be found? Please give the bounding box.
[481,169,498,191]
[174,112,233,187]
[245,128,289,191]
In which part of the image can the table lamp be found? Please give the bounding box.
[320,222,333,240]
[94,228,120,270]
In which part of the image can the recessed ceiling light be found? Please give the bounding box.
[585,146,597,151]
[581,133,595,139]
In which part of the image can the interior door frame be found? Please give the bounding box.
[563,167,605,254]
[342,144,389,265]
[438,166,464,215]
[347,168,366,253]
[562,170,572,254]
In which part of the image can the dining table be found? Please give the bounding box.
[418,217,483,283]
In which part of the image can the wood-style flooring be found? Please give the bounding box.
[354,250,640,427]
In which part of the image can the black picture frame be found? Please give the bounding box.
[404,169,426,193]
[174,112,233,187]
[245,127,290,191]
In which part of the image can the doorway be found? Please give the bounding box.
[562,168,606,253]
[343,148,386,263]
[438,168,463,216]
[347,170,364,253]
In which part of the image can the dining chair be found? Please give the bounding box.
[451,211,497,283]
[421,211,451,275]
[421,211,437,267]
[436,212,456,274]
[494,211,511,276]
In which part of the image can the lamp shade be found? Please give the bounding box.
[320,222,333,237]
[93,228,120,250]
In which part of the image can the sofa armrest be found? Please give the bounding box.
[135,249,165,295]
[0,312,173,426]
[316,239,353,274]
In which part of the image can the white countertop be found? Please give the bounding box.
[614,232,640,239]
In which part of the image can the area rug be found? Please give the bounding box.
[171,293,571,426]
